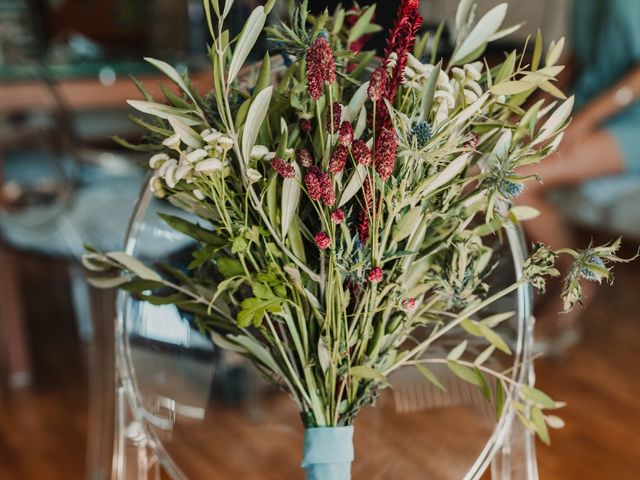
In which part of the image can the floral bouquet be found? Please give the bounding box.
[84,0,630,478]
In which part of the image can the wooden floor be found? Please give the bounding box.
[1,245,639,480]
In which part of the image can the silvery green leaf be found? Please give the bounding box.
[338,164,368,207]
[546,37,565,67]
[421,153,469,198]
[229,334,282,374]
[478,323,511,354]
[392,209,423,243]
[455,0,475,40]
[532,96,574,146]
[354,106,367,139]
[318,339,331,373]
[490,81,535,96]
[126,100,201,126]
[242,86,273,165]
[532,29,543,70]
[401,218,428,272]
[210,331,245,353]
[481,311,514,328]
[538,80,567,100]
[454,94,488,127]
[416,364,446,391]
[521,385,557,409]
[421,61,441,121]
[537,100,558,120]
[81,253,112,272]
[510,206,540,221]
[545,415,565,430]
[347,5,376,43]
[144,57,197,106]
[346,81,369,122]
[281,162,301,239]
[489,129,512,164]
[107,252,163,282]
[446,361,483,386]
[228,6,266,85]
[167,115,203,149]
[87,276,129,289]
[350,365,388,384]
[474,345,496,366]
[451,3,508,65]
[488,22,523,42]
[447,340,468,361]
[264,0,276,15]
[222,0,234,19]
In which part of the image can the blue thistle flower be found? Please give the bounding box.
[274,41,293,67]
[499,179,525,199]
[409,120,433,149]
[579,254,606,281]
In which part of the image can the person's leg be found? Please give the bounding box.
[518,129,626,335]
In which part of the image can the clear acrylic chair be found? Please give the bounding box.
[111,176,538,480]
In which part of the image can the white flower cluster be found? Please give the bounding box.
[148,128,234,198]
[404,55,487,126]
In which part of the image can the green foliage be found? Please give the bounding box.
[82,0,634,442]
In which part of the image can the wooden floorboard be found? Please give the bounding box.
[1,246,639,479]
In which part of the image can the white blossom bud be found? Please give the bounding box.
[175,163,192,182]
[452,67,466,81]
[186,149,208,163]
[164,163,178,188]
[162,134,181,151]
[149,176,166,198]
[466,80,484,98]
[465,62,484,81]
[193,189,205,200]
[203,131,222,145]
[218,136,234,152]
[157,158,177,177]
[464,89,480,104]
[246,168,262,184]
[195,158,224,173]
[250,145,270,159]
[149,153,169,169]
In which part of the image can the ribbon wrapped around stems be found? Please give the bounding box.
[301,426,355,480]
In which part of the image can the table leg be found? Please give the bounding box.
[0,248,32,388]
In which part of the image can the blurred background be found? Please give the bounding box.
[0,1,638,479]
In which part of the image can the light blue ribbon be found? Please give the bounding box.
[301,426,354,480]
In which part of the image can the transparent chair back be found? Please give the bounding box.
[113,176,538,480]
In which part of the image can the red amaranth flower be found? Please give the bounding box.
[338,121,354,146]
[368,267,383,283]
[368,67,387,102]
[305,167,323,201]
[363,176,373,209]
[299,118,312,133]
[315,232,331,250]
[271,157,296,179]
[465,133,480,151]
[297,148,314,168]
[329,145,349,175]
[375,128,398,181]
[319,172,336,206]
[306,36,336,101]
[327,102,343,134]
[357,208,369,245]
[402,297,416,311]
[352,139,372,166]
[376,0,422,130]
[331,209,345,224]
